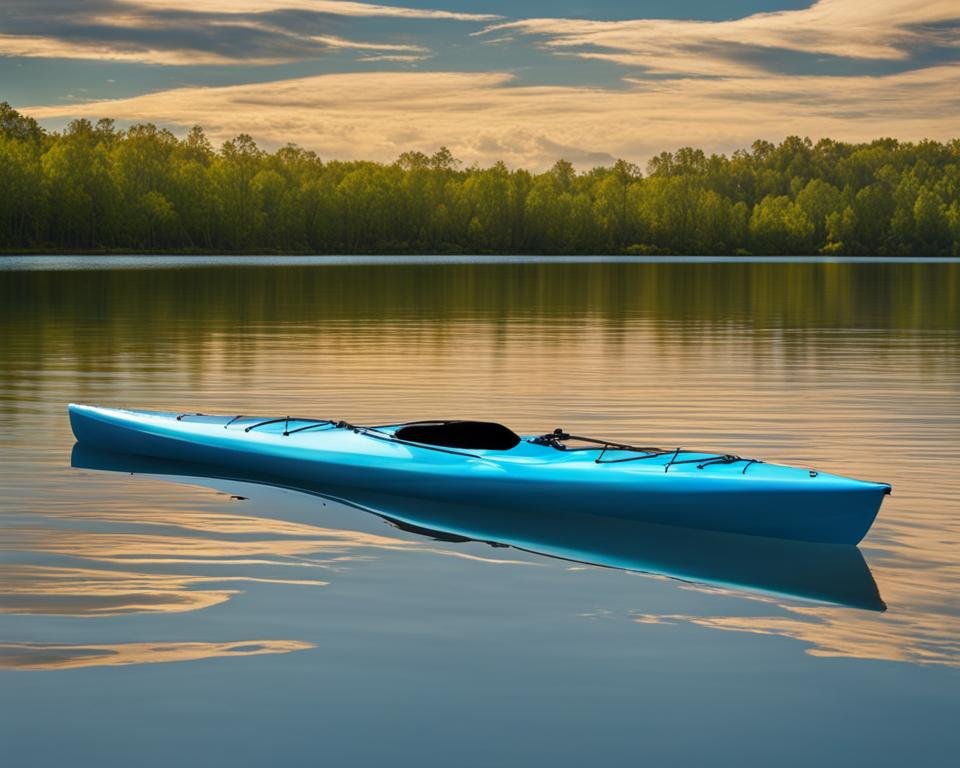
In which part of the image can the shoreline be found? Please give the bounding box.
[2,249,958,259]
[3,253,959,270]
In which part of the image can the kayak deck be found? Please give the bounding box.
[68,404,891,545]
[130,411,771,473]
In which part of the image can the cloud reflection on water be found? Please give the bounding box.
[0,639,315,670]
[1,564,249,616]
[634,602,960,668]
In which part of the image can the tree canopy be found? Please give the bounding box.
[1,103,957,255]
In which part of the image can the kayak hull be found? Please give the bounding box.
[68,404,890,545]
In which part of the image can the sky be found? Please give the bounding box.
[3,0,960,168]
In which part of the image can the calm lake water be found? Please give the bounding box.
[1,256,958,767]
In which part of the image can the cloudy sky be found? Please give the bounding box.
[4,1,960,167]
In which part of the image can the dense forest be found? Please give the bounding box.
[1,102,958,255]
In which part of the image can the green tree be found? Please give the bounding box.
[0,102,44,142]
[215,134,264,249]
[795,179,842,246]
[750,195,814,254]
[40,119,118,247]
[0,135,44,244]
[913,189,950,255]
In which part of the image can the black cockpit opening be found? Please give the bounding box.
[394,421,521,451]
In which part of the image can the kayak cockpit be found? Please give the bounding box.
[394,421,521,450]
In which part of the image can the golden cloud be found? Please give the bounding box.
[127,0,499,21]
[25,65,960,168]
[483,0,960,76]
[0,33,284,65]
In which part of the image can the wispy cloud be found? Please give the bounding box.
[310,34,430,60]
[356,53,432,62]
[129,0,500,21]
[0,33,287,65]
[0,0,491,66]
[481,0,960,76]
[25,64,960,169]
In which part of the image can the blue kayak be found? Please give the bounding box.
[67,404,891,545]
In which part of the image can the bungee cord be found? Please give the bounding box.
[530,427,763,474]
[176,412,763,473]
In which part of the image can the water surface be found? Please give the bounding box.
[1,258,958,766]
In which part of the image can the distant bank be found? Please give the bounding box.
[2,103,958,257]
[5,256,960,274]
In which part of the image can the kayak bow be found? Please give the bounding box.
[67,404,890,545]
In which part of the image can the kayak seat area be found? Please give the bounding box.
[394,421,521,450]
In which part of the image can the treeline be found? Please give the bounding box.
[1,102,958,255]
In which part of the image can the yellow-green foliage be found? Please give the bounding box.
[1,104,957,255]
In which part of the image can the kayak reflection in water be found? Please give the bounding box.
[71,444,886,612]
